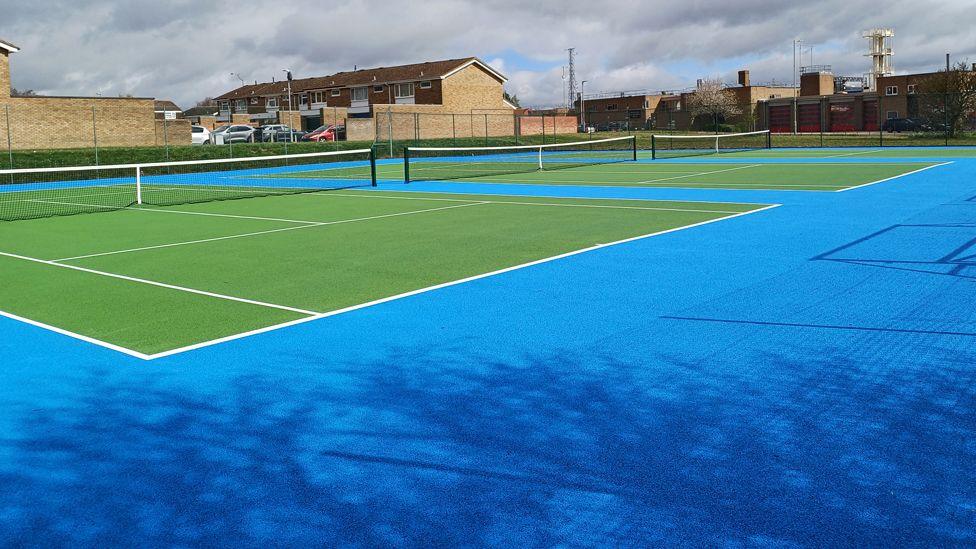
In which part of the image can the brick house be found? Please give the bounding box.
[758,66,976,133]
[577,70,794,131]
[214,58,515,131]
[1,38,190,149]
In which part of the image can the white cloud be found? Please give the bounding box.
[2,0,973,108]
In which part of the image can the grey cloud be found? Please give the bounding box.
[1,0,973,108]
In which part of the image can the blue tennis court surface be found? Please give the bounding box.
[1,151,975,545]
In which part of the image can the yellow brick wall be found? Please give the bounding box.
[0,51,9,100]
[440,64,513,114]
[154,118,192,146]
[0,96,156,149]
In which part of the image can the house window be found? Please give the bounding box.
[373,85,384,93]
[330,89,341,97]
[886,110,899,119]
[394,83,415,98]
[419,81,432,89]
[643,100,650,108]
[266,97,278,109]
[219,100,230,112]
[351,87,368,102]
[606,104,618,111]
[628,109,642,119]
[234,99,246,113]
[907,84,917,94]
[313,91,323,103]
[885,85,898,96]
[299,94,308,107]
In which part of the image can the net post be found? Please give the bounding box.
[766,130,771,149]
[135,166,143,205]
[631,136,637,161]
[537,146,543,170]
[651,135,656,160]
[403,147,411,184]
[369,147,378,187]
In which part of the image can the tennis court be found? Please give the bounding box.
[392,135,946,190]
[0,148,771,357]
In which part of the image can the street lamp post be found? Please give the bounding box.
[580,80,588,132]
[283,69,294,143]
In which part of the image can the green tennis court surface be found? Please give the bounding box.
[655,147,976,159]
[0,190,770,357]
[375,161,940,190]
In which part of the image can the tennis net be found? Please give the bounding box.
[404,136,637,183]
[650,130,770,159]
[0,149,377,221]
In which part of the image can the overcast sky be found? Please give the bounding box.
[3,0,974,108]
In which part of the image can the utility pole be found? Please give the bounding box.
[567,48,577,113]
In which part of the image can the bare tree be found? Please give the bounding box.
[686,78,742,133]
[916,61,976,138]
[10,87,36,97]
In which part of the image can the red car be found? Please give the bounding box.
[302,124,346,142]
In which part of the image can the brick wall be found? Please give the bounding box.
[154,118,192,146]
[441,64,512,113]
[518,115,577,136]
[346,118,374,141]
[0,96,156,149]
[0,50,9,100]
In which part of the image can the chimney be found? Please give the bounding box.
[738,70,750,87]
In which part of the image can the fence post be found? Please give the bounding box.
[91,104,99,166]
[163,115,171,162]
[5,105,12,171]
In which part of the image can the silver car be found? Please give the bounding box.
[211,124,256,144]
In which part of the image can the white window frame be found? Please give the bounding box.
[606,103,618,111]
[886,110,899,119]
[312,91,323,103]
[330,89,341,97]
[394,83,415,99]
[907,84,917,94]
[266,97,278,109]
[234,99,246,112]
[419,81,432,89]
[351,87,368,102]
[373,85,384,93]
[885,85,898,96]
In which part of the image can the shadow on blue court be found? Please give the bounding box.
[1,154,974,545]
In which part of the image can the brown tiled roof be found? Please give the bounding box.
[154,100,182,112]
[216,57,504,100]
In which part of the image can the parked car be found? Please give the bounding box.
[882,118,924,133]
[211,124,257,144]
[190,125,211,145]
[302,124,346,142]
[260,125,307,142]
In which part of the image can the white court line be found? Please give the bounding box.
[0,250,318,315]
[304,192,749,214]
[53,202,487,261]
[0,308,153,361]
[635,164,762,184]
[430,178,845,190]
[835,161,953,192]
[29,199,322,225]
[145,203,782,360]
[823,149,884,158]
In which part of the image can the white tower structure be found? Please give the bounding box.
[862,28,894,91]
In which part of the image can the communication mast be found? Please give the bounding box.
[567,48,577,110]
[862,28,894,91]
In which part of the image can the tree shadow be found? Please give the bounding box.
[0,341,973,546]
